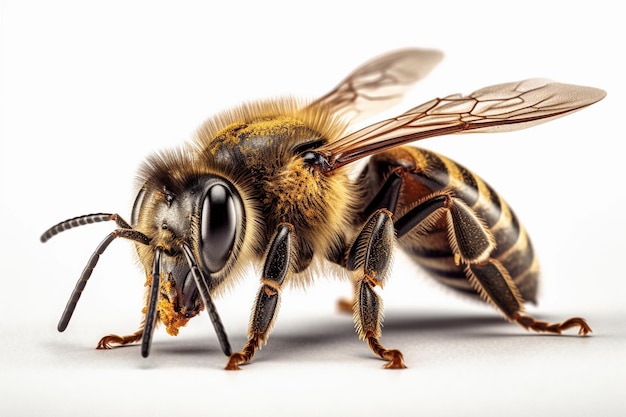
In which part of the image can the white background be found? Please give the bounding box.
[1,1,624,416]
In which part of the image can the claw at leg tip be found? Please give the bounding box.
[384,360,408,370]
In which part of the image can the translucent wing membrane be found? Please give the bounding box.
[307,48,443,123]
[318,79,606,169]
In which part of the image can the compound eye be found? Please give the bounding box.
[131,188,146,227]
[200,183,238,273]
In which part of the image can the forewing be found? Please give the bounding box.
[307,48,443,123]
[318,79,606,169]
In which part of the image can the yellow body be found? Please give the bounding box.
[42,48,601,368]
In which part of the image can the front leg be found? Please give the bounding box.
[225,223,293,370]
[347,209,406,369]
[96,303,148,350]
[97,327,144,349]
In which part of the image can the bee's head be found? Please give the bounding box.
[40,147,236,357]
[133,149,246,318]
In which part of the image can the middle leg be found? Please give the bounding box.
[346,208,406,369]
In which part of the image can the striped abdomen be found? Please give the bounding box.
[359,146,539,303]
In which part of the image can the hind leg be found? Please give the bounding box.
[396,191,591,335]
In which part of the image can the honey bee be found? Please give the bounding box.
[41,48,605,369]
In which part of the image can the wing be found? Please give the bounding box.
[307,48,443,124]
[317,79,606,170]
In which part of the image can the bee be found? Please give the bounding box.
[41,48,605,369]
